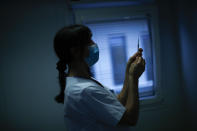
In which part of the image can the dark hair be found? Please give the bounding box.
[53,24,92,104]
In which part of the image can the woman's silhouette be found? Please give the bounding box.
[53,24,145,131]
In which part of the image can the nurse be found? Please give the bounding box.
[53,24,145,131]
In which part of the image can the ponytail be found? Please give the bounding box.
[54,60,67,104]
[53,24,92,104]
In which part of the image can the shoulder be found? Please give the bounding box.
[82,85,109,96]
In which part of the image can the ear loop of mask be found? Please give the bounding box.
[65,64,69,74]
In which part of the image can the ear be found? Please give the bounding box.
[70,47,79,58]
[70,46,87,59]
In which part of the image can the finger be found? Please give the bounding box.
[138,48,143,52]
[141,58,145,66]
[132,52,140,59]
[137,57,142,64]
[132,50,144,59]
[138,52,142,57]
[142,59,146,70]
[138,48,143,56]
[128,52,140,63]
[128,49,144,65]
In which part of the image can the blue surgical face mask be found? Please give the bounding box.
[85,44,99,67]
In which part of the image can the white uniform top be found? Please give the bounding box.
[64,76,131,131]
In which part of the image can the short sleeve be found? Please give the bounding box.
[81,86,126,127]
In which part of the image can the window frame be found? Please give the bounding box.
[71,2,164,111]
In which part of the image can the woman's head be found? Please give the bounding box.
[53,24,93,104]
[54,24,92,63]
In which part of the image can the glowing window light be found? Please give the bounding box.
[87,18,154,98]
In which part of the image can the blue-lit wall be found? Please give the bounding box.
[0,0,196,131]
[176,0,197,129]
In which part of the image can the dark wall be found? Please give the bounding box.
[157,0,197,129]
[0,1,72,130]
[176,0,197,129]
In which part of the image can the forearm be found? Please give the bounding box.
[125,76,139,123]
[117,73,129,106]
[117,51,144,126]
[126,76,139,111]
[117,74,139,108]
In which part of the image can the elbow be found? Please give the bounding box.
[118,108,139,126]
[128,118,138,126]
[127,110,139,126]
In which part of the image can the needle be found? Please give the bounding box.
[137,36,139,51]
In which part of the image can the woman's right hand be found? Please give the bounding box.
[129,56,146,79]
[125,49,142,74]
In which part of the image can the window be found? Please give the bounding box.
[72,2,163,106]
[86,18,154,98]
